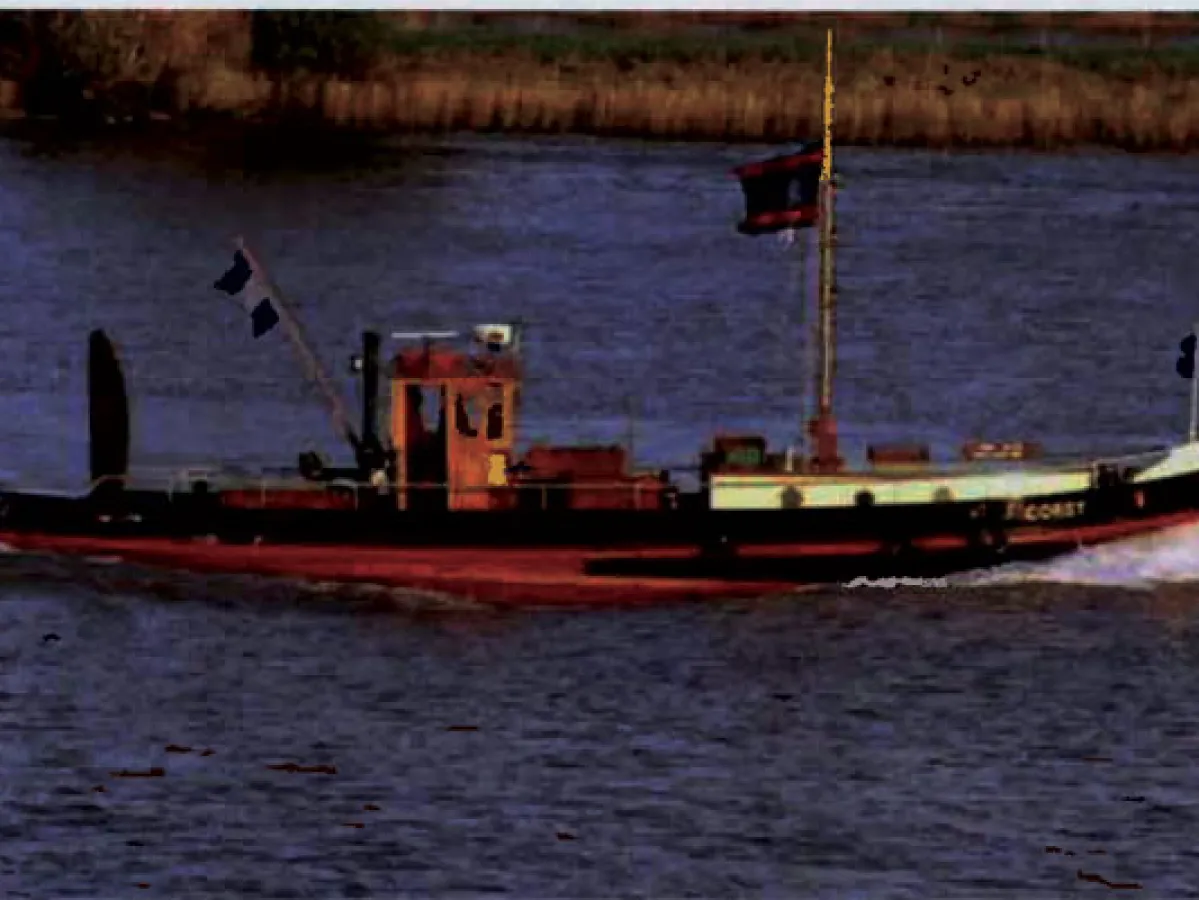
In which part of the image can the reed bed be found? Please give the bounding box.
[5,26,1199,151]
[126,54,1199,152]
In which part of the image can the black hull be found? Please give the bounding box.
[2,465,1197,558]
[0,463,1193,605]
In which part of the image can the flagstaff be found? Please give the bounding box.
[1182,325,1199,442]
[216,240,367,468]
[236,240,361,456]
[1191,344,1198,443]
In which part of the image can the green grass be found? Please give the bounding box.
[383,24,1199,82]
[947,40,1199,80]
[386,26,829,68]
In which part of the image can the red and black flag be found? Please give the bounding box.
[731,142,823,236]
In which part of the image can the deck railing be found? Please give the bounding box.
[62,442,1177,513]
[80,468,675,513]
[715,445,1171,479]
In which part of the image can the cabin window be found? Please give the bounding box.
[855,490,875,508]
[418,387,442,434]
[780,487,803,509]
[486,402,504,440]
[455,394,479,438]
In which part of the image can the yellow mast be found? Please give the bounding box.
[810,28,841,471]
[821,28,834,184]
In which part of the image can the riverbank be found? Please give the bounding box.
[2,25,1199,151]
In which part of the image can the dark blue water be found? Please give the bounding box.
[3,127,1198,488]
[3,125,1199,897]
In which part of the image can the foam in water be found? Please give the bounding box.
[956,523,1199,589]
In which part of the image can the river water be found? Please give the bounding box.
[2,124,1199,896]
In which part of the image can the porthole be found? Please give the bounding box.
[780,487,803,509]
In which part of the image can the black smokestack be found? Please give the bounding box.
[87,329,129,498]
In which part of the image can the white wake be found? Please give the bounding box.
[955,522,1199,590]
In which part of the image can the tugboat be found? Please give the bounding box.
[1,31,1198,606]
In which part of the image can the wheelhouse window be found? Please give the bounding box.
[486,402,504,440]
[455,394,478,438]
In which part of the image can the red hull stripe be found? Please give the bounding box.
[0,533,796,606]
[739,510,1199,557]
[0,510,1194,606]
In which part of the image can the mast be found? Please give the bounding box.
[808,28,842,472]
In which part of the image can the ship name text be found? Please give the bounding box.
[1004,499,1086,523]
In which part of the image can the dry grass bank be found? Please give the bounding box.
[119,53,1199,152]
[2,12,1199,151]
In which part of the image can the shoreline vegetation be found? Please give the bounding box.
[5,12,1199,151]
